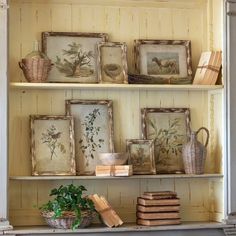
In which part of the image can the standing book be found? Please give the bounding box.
[193,51,222,85]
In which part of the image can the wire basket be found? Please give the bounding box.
[41,210,96,229]
[19,58,52,83]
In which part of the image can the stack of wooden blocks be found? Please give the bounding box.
[136,191,181,226]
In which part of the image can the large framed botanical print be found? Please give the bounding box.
[66,99,114,175]
[141,108,191,174]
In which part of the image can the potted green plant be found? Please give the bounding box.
[39,184,96,229]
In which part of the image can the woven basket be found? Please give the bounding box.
[41,210,95,229]
[19,58,52,83]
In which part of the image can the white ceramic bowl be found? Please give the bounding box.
[98,153,128,165]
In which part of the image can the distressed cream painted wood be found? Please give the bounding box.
[8,0,225,230]
[3,222,232,235]
[0,0,8,221]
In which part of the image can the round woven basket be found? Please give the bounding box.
[19,58,52,83]
[41,210,95,229]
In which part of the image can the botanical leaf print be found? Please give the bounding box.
[79,109,104,166]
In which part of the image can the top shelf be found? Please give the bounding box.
[10,82,224,91]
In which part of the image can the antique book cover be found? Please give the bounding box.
[95,165,133,176]
[193,51,222,85]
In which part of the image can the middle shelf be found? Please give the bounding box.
[9,173,223,180]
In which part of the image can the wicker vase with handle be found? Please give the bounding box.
[182,127,209,174]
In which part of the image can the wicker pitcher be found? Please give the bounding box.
[182,127,209,174]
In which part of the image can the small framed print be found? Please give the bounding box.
[134,39,193,84]
[126,139,156,175]
[141,108,191,174]
[42,32,108,83]
[97,42,128,84]
[66,99,114,175]
[30,115,76,176]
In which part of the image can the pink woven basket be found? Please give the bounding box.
[19,58,52,83]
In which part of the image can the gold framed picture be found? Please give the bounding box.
[30,115,76,176]
[126,139,156,175]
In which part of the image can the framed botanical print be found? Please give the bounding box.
[134,40,193,84]
[141,108,191,174]
[126,139,156,175]
[30,115,75,176]
[42,32,108,83]
[97,42,128,84]
[66,99,114,175]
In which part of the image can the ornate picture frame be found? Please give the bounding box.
[133,40,193,84]
[141,108,191,174]
[126,139,156,175]
[42,32,108,83]
[97,42,128,84]
[30,115,76,176]
[66,99,114,175]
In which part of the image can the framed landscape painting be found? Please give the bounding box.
[97,42,128,84]
[141,108,191,174]
[126,139,156,175]
[42,32,108,83]
[66,99,114,175]
[30,115,75,176]
[134,40,193,84]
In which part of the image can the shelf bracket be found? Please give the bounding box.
[0,1,9,10]
[224,228,236,236]
[224,213,236,224]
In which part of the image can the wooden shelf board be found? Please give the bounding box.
[9,173,223,180]
[10,82,224,91]
[4,222,233,235]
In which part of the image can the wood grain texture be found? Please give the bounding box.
[8,0,224,227]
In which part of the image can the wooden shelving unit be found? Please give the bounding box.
[6,1,230,235]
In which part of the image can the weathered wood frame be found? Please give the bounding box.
[141,108,191,174]
[42,32,108,83]
[126,139,156,175]
[134,39,193,84]
[97,42,128,84]
[66,99,114,175]
[30,115,76,176]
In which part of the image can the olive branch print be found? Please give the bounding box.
[148,117,184,165]
[79,108,104,166]
[41,125,66,160]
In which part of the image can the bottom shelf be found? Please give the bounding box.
[4,222,234,235]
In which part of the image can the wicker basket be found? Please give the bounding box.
[19,58,52,83]
[41,210,96,229]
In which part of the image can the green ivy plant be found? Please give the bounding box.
[39,184,96,229]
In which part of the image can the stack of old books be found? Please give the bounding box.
[89,194,123,227]
[193,51,222,85]
[136,191,181,226]
[95,165,133,176]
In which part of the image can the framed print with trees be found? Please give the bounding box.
[66,100,114,175]
[141,108,191,174]
[42,32,108,83]
[30,115,76,176]
[126,139,156,175]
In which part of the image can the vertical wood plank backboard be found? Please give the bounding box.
[8,0,223,226]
